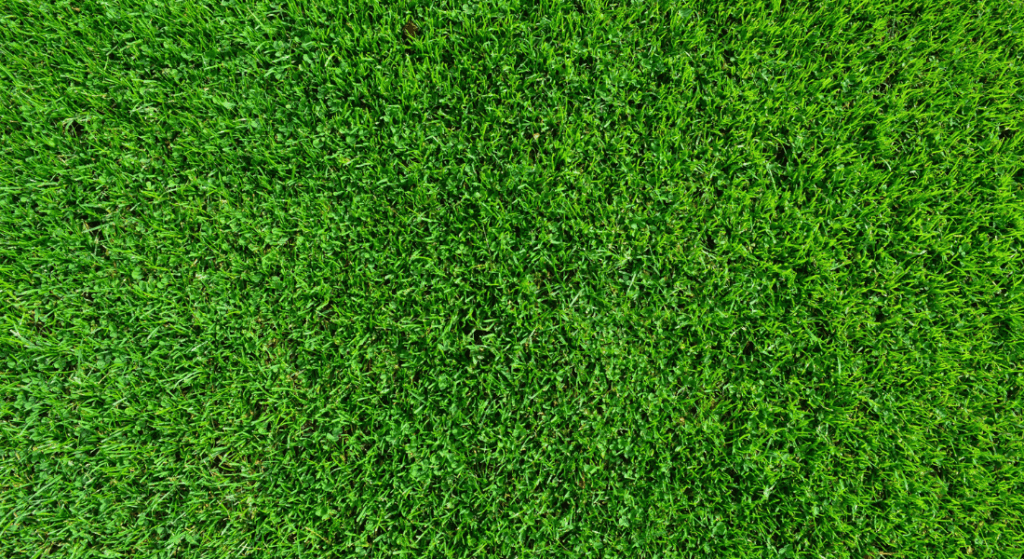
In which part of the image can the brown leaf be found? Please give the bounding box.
[402,20,420,40]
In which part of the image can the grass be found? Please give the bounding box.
[2,0,1023,557]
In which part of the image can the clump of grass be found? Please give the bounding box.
[2,0,1023,557]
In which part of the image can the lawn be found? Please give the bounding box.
[2,0,1023,557]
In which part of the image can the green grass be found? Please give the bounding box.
[2,0,1024,557]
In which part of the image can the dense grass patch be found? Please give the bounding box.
[2,0,1023,557]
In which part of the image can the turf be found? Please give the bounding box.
[2,0,1024,557]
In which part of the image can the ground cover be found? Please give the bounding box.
[2,1,1023,557]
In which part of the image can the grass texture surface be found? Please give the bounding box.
[2,1,1024,557]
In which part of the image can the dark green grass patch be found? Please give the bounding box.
[2,0,1023,557]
